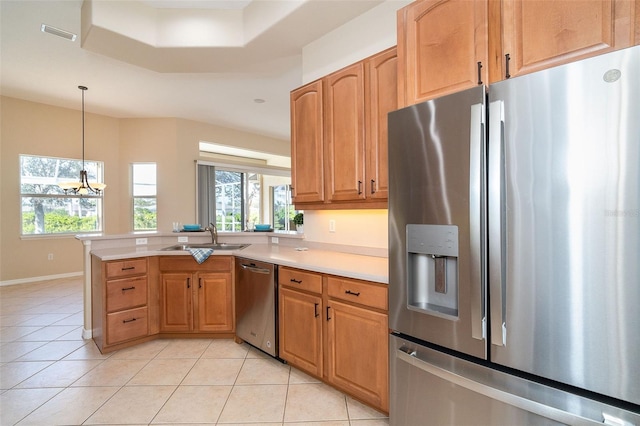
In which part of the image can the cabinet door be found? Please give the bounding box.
[291,80,325,204]
[498,0,637,81]
[196,272,233,332]
[398,0,488,106]
[160,273,192,332]
[365,47,397,200]
[324,62,366,202]
[279,287,323,377]
[326,299,389,412]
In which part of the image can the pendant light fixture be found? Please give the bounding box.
[58,86,106,195]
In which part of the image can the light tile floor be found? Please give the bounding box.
[0,277,389,425]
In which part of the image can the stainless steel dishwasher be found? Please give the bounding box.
[235,258,278,357]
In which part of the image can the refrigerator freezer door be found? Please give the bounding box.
[388,85,487,359]
[389,334,640,426]
[488,45,640,404]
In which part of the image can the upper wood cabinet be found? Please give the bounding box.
[324,63,366,202]
[365,48,397,200]
[291,80,324,204]
[397,0,488,106]
[398,0,639,107]
[291,47,397,209]
[493,0,639,82]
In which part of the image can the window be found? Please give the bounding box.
[197,163,296,232]
[132,163,157,231]
[213,169,259,231]
[20,154,104,235]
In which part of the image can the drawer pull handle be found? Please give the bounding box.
[122,318,137,324]
[290,278,302,284]
[121,266,136,271]
[345,290,360,297]
[314,303,319,318]
[122,286,136,292]
[326,306,332,321]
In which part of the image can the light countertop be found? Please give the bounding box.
[90,243,388,284]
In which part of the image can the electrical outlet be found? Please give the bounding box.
[271,237,279,244]
[135,238,148,245]
[178,236,188,243]
[47,253,54,261]
[329,220,336,233]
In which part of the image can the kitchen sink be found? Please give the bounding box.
[161,243,249,251]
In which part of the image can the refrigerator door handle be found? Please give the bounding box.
[488,100,506,347]
[394,346,607,425]
[469,101,486,341]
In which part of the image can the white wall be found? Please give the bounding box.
[302,0,412,83]
[299,0,410,250]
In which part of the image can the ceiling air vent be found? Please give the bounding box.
[41,24,77,42]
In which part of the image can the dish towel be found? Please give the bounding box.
[189,248,214,264]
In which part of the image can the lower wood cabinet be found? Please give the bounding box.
[159,256,234,334]
[278,266,389,413]
[92,256,154,353]
[279,286,324,377]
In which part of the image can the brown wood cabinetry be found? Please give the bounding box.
[494,0,638,82]
[365,47,397,200]
[291,47,397,209]
[397,0,488,106]
[92,256,154,353]
[324,62,366,202]
[278,266,389,413]
[398,0,639,107]
[291,80,325,204]
[158,256,234,334]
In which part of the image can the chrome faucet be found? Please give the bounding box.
[206,223,218,245]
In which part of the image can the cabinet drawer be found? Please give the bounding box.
[159,256,232,272]
[106,258,147,279]
[106,276,147,313]
[327,276,387,311]
[106,307,148,345]
[279,267,322,294]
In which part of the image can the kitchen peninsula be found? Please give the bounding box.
[78,231,390,412]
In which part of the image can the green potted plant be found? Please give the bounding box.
[293,212,304,233]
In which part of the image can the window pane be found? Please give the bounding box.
[133,164,157,196]
[215,170,243,231]
[21,196,101,234]
[20,155,102,195]
[246,173,261,226]
[134,197,157,230]
[20,155,104,235]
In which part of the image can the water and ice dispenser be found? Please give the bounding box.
[406,224,459,318]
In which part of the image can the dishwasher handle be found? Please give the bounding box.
[240,263,272,274]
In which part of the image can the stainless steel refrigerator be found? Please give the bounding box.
[388,45,640,424]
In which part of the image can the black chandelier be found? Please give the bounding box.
[58,86,106,195]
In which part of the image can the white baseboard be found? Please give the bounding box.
[0,271,83,287]
[82,328,93,339]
